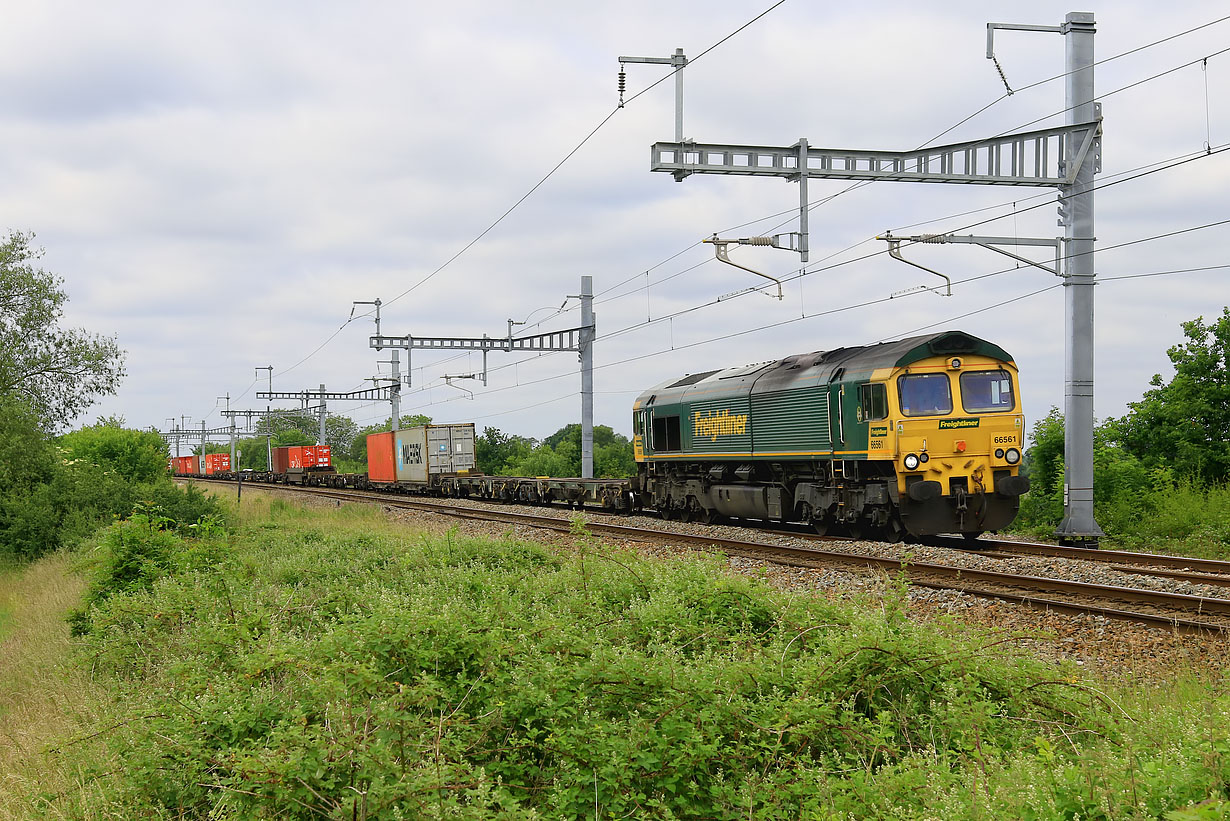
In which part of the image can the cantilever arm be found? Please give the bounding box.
[879,236,953,297]
[703,236,784,300]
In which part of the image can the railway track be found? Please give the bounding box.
[186,477,1230,634]
[925,535,1230,590]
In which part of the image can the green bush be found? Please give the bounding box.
[68,512,1108,818]
[1015,409,1228,553]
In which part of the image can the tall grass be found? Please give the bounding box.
[0,553,114,820]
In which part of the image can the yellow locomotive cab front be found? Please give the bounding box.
[886,354,1029,534]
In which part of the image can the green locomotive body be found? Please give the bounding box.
[632,331,1030,540]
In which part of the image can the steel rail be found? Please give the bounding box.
[931,535,1230,575]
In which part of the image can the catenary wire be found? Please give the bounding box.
[237,17,1230,424]
[378,139,1228,411]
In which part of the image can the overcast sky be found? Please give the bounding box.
[3,1,1227,445]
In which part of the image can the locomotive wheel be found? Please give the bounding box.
[809,505,833,536]
[678,497,698,524]
[658,499,675,521]
[845,520,865,541]
[689,498,713,524]
[881,520,905,544]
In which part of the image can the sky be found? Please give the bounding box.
[2,0,1227,445]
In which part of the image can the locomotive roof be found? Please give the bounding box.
[636,331,1013,405]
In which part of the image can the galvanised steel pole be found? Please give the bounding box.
[391,349,401,432]
[580,276,594,479]
[1056,11,1104,546]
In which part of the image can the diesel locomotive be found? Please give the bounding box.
[632,331,1030,541]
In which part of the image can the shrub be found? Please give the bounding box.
[68,514,1108,818]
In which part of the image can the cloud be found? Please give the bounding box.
[0,1,1226,446]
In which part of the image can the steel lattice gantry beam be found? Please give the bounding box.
[650,120,1100,187]
[258,387,392,403]
[371,276,598,478]
[159,425,235,439]
[369,328,588,354]
[257,385,395,445]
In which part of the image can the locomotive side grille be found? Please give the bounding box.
[751,389,831,452]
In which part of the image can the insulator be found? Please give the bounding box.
[744,236,774,246]
[919,234,946,243]
[618,66,626,107]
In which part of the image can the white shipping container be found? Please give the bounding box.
[394,424,476,484]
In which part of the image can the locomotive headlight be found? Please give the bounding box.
[995,448,1005,459]
[1005,447,1021,465]
[903,453,920,470]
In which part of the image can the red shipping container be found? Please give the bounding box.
[272,446,290,474]
[366,431,396,482]
[204,453,231,475]
[173,456,197,475]
[316,445,331,467]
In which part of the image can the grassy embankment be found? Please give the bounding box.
[3,492,1230,818]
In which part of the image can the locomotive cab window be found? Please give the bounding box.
[897,373,953,417]
[651,415,682,452]
[960,369,1015,412]
[859,383,888,421]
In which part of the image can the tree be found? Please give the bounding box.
[503,423,635,478]
[324,414,358,454]
[0,231,125,428]
[257,410,319,442]
[475,427,534,474]
[59,418,168,484]
[1115,308,1230,483]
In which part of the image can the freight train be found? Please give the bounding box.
[171,330,1030,541]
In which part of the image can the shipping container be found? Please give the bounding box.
[394,424,476,483]
[366,432,397,483]
[272,446,290,475]
[204,453,232,475]
[315,445,331,467]
[286,445,328,469]
[172,456,198,475]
